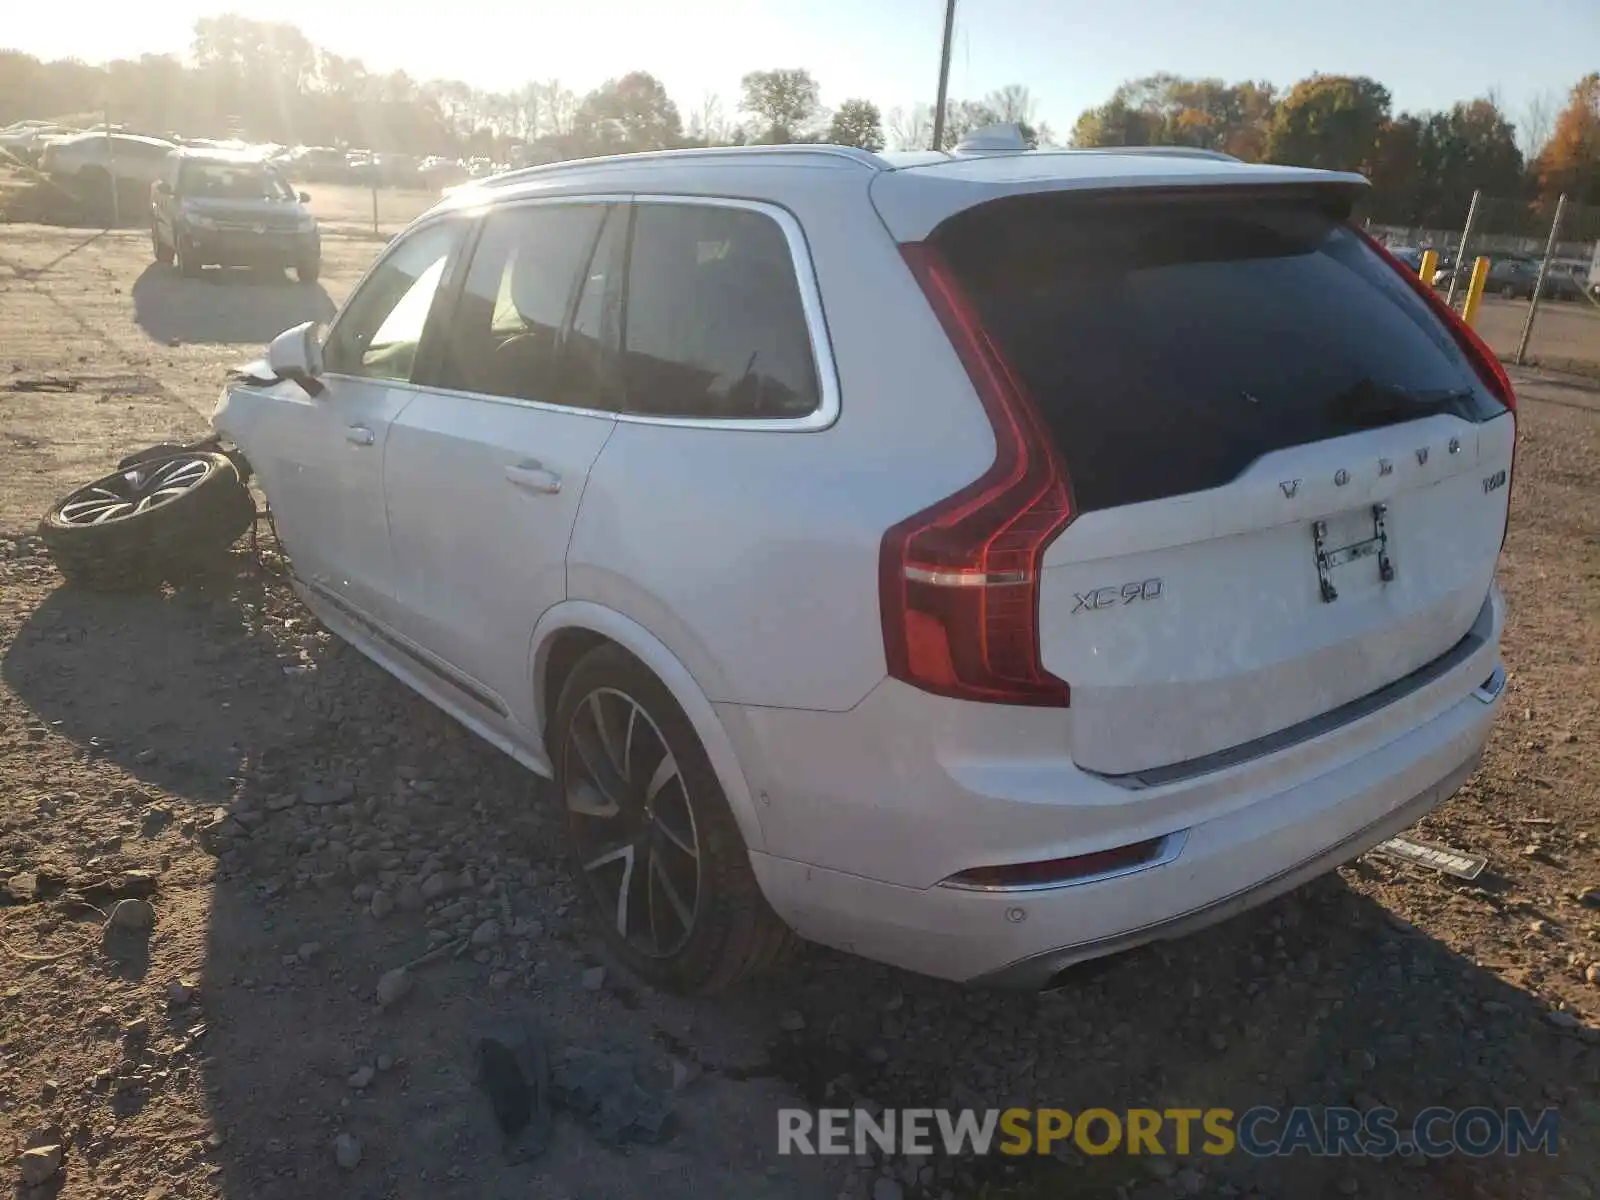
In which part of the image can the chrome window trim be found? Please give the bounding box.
[319,193,840,431]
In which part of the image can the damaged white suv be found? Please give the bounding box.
[213,135,1514,992]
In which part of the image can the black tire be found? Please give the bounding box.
[552,644,798,993]
[176,233,203,278]
[296,258,321,283]
[39,452,255,591]
[152,226,174,266]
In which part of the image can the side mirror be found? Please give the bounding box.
[154,181,172,196]
[298,190,311,203]
[267,321,325,396]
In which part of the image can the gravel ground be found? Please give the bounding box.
[0,222,1597,1200]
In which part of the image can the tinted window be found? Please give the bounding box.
[937,194,1504,513]
[622,204,818,419]
[324,221,460,382]
[435,204,604,403]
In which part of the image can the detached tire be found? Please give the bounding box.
[553,644,798,993]
[39,452,255,591]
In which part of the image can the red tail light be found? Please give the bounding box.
[880,242,1072,707]
[1360,231,1516,414]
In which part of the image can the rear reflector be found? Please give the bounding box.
[940,836,1169,892]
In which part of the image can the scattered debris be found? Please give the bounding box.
[347,1065,375,1090]
[582,965,606,991]
[332,1132,362,1170]
[1371,836,1487,880]
[476,1020,552,1163]
[18,1143,63,1187]
[778,1010,806,1032]
[375,968,412,1010]
[107,897,155,930]
[552,1047,671,1145]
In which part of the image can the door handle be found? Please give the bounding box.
[504,461,562,495]
[345,425,375,446]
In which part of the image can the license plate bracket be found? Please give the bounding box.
[1311,504,1394,603]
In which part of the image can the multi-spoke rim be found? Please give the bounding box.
[56,456,213,526]
[564,686,702,959]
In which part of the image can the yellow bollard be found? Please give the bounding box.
[1419,249,1438,285]
[1461,256,1492,328]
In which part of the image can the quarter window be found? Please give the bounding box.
[324,220,461,382]
[435,204,605,404]
[621,203,819,420]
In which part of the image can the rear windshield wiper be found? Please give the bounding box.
[1326,379,1476,429]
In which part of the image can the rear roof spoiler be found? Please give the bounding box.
[869,155,1370,242]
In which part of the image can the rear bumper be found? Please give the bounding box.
[973,745,1482,986]
[735,588,1505,984]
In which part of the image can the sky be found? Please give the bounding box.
[6,0,1598,135]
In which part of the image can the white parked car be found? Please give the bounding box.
[210,138,1514,992]
[40,132,176,188]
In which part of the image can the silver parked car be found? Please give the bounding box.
[208,135,1514,992]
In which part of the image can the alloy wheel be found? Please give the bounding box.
[56,456,214,526]
[563,686,702,958]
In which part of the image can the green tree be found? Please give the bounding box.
[1265,74,1391,172]
[572,71,681,153]
[826,98,884,150]
[1071,97,1159,147]
[739,68,821,143]
[1070,75,1272,158]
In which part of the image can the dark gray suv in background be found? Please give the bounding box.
[151,149,321,281]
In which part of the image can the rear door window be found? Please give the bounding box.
[934,194,1504,513]
[621,202,819,420]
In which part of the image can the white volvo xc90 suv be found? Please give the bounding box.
[215,134,1514,992]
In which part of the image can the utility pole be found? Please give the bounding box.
[105,105,119,228]
[930,0,956,151]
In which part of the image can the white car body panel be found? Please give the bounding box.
[1039,413,1513,774]
[384,390,616,729]
[216,143,1511,985]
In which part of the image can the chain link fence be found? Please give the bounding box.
[1371,196,1600,375]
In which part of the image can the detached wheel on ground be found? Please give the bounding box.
[296,258,321,283]
[39,452,255,591]
[553,644,797,993]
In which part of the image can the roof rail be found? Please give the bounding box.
[1073,145,1240,163]
[473,143,889,189]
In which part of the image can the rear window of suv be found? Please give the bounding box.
[933,192,1504,513]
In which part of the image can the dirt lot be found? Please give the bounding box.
[0,221,1598,1200]
[1476,295,1600,376]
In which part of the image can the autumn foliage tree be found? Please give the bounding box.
[1534,73,1600,206]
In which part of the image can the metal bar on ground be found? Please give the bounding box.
[1446,189,1481,309]
[1516,193,1568,366]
